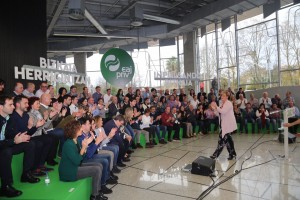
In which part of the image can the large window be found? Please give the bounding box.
[278,4,300,86]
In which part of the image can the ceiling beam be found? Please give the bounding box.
[47,0,68,38]
[113,0,138,19]
[84,9,108,34]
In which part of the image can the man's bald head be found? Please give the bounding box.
[40,93,51,106]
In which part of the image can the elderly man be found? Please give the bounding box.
[39,93,65,163]
[236,94,248,111]
[22,83,35,97]
[35,82,48,98]
[12,82,24,97]
[259,92,272,110]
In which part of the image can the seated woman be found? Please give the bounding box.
[124,107,153,148]
[59,120,107,200]
[204,104,219,134]
[269,103,282,133]
[196,104,207,135]
[140,108,157,145]
[92,116,121,173]
[92,116,121,174]
[178,105,193,138]
[256,103,270,133]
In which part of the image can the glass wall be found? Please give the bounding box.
[84,3,300,93]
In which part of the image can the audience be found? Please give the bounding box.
[1,78,300,199]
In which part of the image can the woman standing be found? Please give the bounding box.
[59,120,107,200]
[210,92,237,160]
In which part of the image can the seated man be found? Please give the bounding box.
[243,103,256,134]
[0,95,40,198]
[161,106,180,141]
[149,106,167,144]
[287,100,300,134]
[103,115,131,167]
[77,117,117,195]
[269,103,282,133]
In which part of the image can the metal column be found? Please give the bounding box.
[234,15,240,88]
[215,23,220,90]
[275,11,281,86]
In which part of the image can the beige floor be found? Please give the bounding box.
[106,133,300,200]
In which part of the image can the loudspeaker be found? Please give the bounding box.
[191,156,215,176]
[278,132,296,144]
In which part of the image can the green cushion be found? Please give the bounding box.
[2,154,91,200]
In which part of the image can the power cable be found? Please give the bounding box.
[197,139,277,200]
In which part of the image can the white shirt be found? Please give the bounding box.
[259,97,272,109]
[140,115,152,129]
[69,104,78,115]
[35,89,48,98]
[236,98,248,109]
[22,89,35,97]
[103,94,112,104]
[190,99,199,109]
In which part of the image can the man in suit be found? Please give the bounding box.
[197,87,207,101]
[108,96,119,120]
[103,115,131,167]
[0,95,40,198]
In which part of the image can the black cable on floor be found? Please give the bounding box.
[197,139,277,200]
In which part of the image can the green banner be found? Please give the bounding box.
[100,48,135,87]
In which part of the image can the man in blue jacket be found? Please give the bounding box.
[77,117,117,194]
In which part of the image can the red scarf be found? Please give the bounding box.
[261,111,266,128]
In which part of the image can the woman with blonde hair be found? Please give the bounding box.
[210,91,237,160]
[124,107,153,148]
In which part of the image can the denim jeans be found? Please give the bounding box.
[256,118,270,131]
[244,118,255,133]
[48,128,64,156]
[102,144,119,166]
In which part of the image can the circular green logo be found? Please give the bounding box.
[100,48,135,86]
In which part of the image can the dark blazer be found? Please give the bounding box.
[5,111,37,139]
[103,119,123,145]
[108,103,119,119]
[0,115,14,150]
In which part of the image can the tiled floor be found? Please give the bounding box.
[106,133,300,200]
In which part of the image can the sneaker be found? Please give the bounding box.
[106,177,118,185]
[101,185,112,194]
[112,166,121,173]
